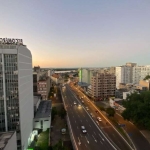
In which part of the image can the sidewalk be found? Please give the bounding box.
[140,130,150,144]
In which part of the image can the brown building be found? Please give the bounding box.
[37,77,50,100]
[91,73,116,100]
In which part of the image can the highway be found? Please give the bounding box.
[61,84,131,150]
[67,84,132,150]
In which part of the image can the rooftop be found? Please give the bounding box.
[34,100,51,118]
[0,132,15,149]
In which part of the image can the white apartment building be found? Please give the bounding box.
[0,41,33,150]
[79,68,95,84]
[132,66,150,83]
[116,66,133,89]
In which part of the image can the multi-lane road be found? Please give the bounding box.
[61,84,132,150]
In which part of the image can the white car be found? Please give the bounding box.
[97,117,102,122]
[74,101,77,105]
[78,104,81,107]
[81,126,87,133]
[90,113,94,117]
[86,107,89,110]
[81,126,85,130]
[82,130,87,133]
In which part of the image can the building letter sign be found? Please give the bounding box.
[0,38,23,45]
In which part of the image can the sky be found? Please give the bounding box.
[0,0,150,68]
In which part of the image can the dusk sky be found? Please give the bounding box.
[0,0,150,68]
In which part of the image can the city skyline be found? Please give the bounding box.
[0,0,150,67]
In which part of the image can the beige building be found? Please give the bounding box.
[37,77,50,100]
[139,80,150,90]
[91,73,116,100]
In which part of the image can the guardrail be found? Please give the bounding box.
[60,86,78,150]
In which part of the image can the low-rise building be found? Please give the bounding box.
[34,100,51,131]
[109,98,125,112]
[139,80,150,90]
[51,74,62,84]
[0,132,17,150]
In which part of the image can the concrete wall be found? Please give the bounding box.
[18,46,33,149]
[34,117,51,131]
[4,132,17,150]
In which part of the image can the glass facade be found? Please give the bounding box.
[0,54,5,131]
[0,54,20,133]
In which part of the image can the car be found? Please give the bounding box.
[97,117,102,122]
[82,129,87,133]
[78,104,81,107]
[81,100,84,103]
[86,107,89,110]
[81,126,85,130]
[74,101,77,105]
[81,126,87,134]
[90,113,93,117]
[95,110,99,114]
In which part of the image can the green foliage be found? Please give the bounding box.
[52,139,68,150]
[52,107,57,121]
[99,106,105,111]
[106,107,115,117]
[122,91,150,130]
[58,107,66,119]
[36,129,49,150]
[144,75,150,80]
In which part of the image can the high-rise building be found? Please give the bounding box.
[115,63,137,89]
[0,40,33,150]
[132,66,150,83]
[91,72,116,100]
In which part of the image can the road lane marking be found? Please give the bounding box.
[73,116,74,118]
[92,135,97,142]
[94,131,96,135]
[100,141,103,144]
[78,137,81,145]
[86,119,88,122]
[77,126,78,129]
[80,120,82,122]
[89,125,91,127]
[99,134,104,141]
[75,120,76,123]
[85,144,87,147]
[80,134,82,137]
[85,136,89,144]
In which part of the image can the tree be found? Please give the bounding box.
[106,107,115,117]
[58,107,66,119]
[51,107,57,121]
[98,106,105,111]
[143,75,150,80]
[122,91,150,130]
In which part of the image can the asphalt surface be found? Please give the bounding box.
[90,96,150,150]
[68,84,132,150]
[114,111,150,150]
[61,85,131,150]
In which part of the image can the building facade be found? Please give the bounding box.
[91,73,116,100]
[132,66,150,83]
[0,43,33,150]
[37,77,50,100]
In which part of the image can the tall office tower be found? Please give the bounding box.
[0,40,33,150]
